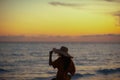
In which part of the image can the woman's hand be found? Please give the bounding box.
[49,50,53,66]
[49,51,53,54]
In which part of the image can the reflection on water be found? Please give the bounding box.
[0,42,120,80]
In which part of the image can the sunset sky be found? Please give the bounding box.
[0,0,120,42]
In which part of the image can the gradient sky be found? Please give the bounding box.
[0,0,120,37]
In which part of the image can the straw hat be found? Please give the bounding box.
[53,46,73,58]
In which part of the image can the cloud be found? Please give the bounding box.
[112,11,120,26]
[113,11,120,16]
[105,0,120,2]
[49,1,119,14]
[49,1,81,7]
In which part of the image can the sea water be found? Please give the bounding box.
[0,42,120,80]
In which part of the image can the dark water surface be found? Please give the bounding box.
[0,42,120,80]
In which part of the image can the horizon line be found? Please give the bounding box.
[0,34,120,37]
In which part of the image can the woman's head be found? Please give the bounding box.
[60,46,68,53]
[53,46,73,58]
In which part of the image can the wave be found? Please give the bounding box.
[32,76,54,80]
[97,68,120,75]
[32,73,95,80]
[72,73,95,79]
[0,68,10,73]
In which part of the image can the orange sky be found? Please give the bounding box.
[0,0,120,41]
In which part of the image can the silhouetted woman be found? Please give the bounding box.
[49,46,76,80]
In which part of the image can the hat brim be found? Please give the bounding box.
[53,48,73,58]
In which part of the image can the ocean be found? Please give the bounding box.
[0,42,120,80]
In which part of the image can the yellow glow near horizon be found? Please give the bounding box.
[0,0,120,36]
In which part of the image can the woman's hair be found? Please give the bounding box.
[62,56,71,71]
